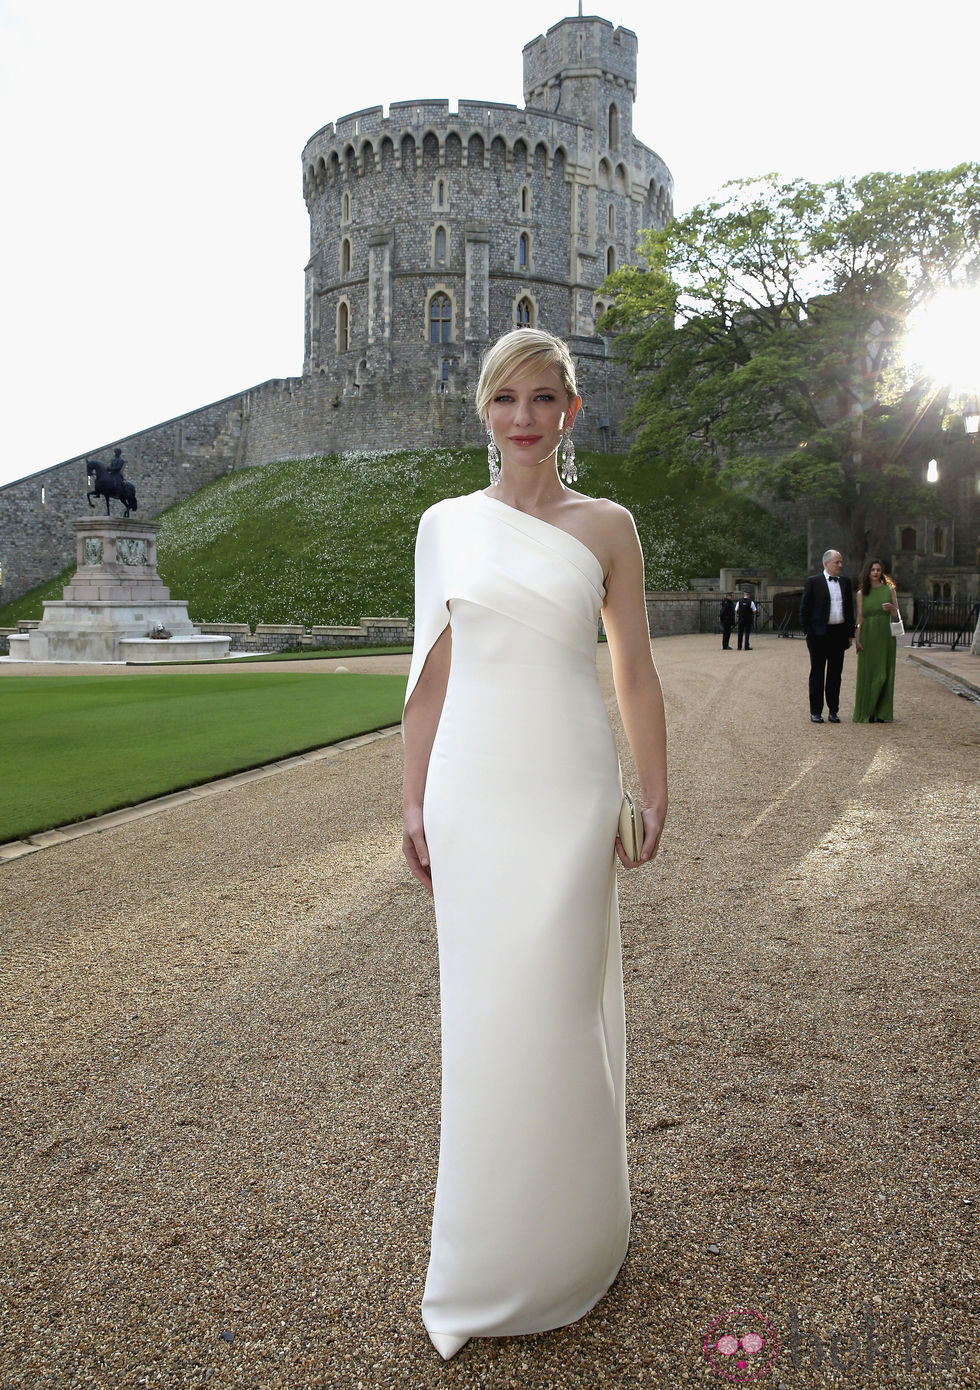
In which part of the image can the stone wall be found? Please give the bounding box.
[197,618,413,653]
[0,346,634,608]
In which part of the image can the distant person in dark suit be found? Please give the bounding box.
[800,549,855,723]
[719,592,736,649]
[736,592,756,650]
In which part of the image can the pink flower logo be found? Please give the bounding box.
[703,1309,780,1382]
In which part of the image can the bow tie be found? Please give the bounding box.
[827,576,839,583]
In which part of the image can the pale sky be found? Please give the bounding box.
[0,0,974,488]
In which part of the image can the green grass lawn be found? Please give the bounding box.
[2,671,406,842]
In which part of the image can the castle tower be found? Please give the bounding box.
[523,15,638,151]
[296,12,672,453]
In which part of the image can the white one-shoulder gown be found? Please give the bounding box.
[405,491,630,1345]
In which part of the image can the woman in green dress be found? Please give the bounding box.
[853,558,900,722]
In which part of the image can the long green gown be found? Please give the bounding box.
[853,584,896,722]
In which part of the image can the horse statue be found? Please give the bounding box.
[86,450,138,517]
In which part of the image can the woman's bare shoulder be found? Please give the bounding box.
[572,495,638,543]
[569,493,634,523]
[560,495,638,575]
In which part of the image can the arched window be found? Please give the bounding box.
[437,178,446,207]
[342,191,351,223]
[435,225,446,261]
[609,104,619,150]
[341,237,351,274]
[516,297,533,328]
[520,184,530,215]
[933,526,945,554]
[900,526,916,551]
[429,292,452,343]
[608,205,615,234]
[607,246,616,275]
[519,233,529,267]
[337,301,349,353]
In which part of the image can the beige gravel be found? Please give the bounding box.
[1,635,978,1389]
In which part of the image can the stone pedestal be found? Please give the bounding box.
[6,518,231,663]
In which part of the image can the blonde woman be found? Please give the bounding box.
[402,328,668,1360]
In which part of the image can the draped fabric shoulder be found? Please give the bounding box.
[405,495,466,716]
[405,489,629,1347]
[405,491,605,715]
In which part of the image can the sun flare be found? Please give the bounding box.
[904,286,980,392]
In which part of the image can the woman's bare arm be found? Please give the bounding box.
[599,506,668,867]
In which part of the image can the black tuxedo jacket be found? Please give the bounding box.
[800,572,855,639]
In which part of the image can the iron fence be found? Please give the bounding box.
[910,598,979,650]
[698,595,803,637]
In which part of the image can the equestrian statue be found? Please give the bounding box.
[87,448,138,517]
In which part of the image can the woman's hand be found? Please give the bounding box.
[855,637,863,651]
[881,601,895,614]
[616,803,666,870]
[403,807,433,893]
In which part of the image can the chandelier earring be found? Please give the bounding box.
[487,426,501,485]
[559,428,578,484]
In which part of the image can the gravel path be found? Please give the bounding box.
[2,635,977,1389]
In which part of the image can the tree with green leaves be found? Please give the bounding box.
[601,167,980,565]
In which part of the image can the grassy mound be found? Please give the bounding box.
[1,449,804,628]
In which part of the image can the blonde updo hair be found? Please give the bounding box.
[475,328,578,424]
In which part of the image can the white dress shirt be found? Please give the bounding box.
[824,571,844,625]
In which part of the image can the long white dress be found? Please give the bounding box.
[405,490,630,1343]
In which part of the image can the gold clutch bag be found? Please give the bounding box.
[619,791,642,863]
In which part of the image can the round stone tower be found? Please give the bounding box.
[298,13,672,452]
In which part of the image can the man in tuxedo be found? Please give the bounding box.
[799,549,855,723]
